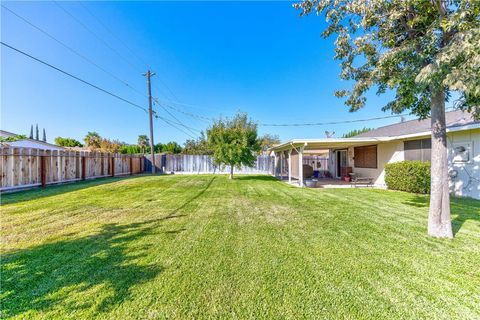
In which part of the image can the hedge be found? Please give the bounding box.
[384,161,431,194]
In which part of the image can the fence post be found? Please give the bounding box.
[130,156,133,175]
[111,154,115,177]
[81,153,86,180]
[40,150,47,187]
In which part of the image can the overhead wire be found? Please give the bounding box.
[72,2,199,117]
[77,1,149,69]
[153,98,200,135]
[1,4,148,100]
[161,103,213,122]
[1,41,148,113]
[154,115,197,139]
[53,1,141,73]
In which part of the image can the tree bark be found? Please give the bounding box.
[229,165,234,180]
[428,90,453,238]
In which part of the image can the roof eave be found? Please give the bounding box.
[269,122,480,153]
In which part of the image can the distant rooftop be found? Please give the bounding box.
[356,110,477,138]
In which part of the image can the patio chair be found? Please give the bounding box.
[349,173,373,188]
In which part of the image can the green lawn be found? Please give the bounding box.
[1,175,479,319]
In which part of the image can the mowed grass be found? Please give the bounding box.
[1,175,479,319]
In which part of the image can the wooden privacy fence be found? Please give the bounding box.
[144,154,275,174]
[0,147,144,191]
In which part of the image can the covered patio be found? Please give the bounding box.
[271,137,391,188]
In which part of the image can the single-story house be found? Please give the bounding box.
[0,130,64,150]
[270,110,479,199]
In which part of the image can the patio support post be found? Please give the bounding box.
[288,149,292,184]
[298,146,304,187]
[280,152,283,179]
[274,152,278,177]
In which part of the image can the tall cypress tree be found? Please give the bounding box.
[35,124,39,140]
[42,128,46,142]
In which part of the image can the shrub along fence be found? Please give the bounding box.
[144,154,275,175]
[0,147,144,192]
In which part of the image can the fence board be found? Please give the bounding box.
[144,154,274,175]
[0,147,143,191]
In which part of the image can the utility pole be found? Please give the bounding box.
[144,70,156,174]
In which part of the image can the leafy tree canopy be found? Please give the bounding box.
[154,143,164,153]
[294,0,480,118]
[258,133,281,152]
[162,141,182,154]
[99,138,122,153]
[0,135,27,145]
[207,112,261,178]
[137,135,150,154]
[54,137,83,148]
[342,127,373,138]
[120,145,145,155]
[182,132,213,155]
[84,132,101,149]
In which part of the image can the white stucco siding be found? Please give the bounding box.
[447,128,480,199]
[351,141,404,186]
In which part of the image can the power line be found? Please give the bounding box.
[260,114,409,127]
[78,1,181,105]
[259,106,457,127]
[153,108,202,134]
[1,4,147,100]
[1,41,148,113]
[61,1,177,108]
[162,103,213,122]
[155,115,196,139]
[54,1,140,73]
[77,1,149,69]
[153,98,200,135]
[158,96,223,111]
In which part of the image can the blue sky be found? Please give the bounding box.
[2,1,411,145]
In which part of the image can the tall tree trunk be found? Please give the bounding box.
[229,165,234,180]
[428,90,453,238]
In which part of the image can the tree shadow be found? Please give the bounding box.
[234,175,277,181]
[402,195,429,208]
[451,197,480,235]
[1,175,217,317]
[1,176,144,206]
[1,220,163,318]
[403,195,480,235]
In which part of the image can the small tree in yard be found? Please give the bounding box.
[207,112,261,179]
[294,0,479,238]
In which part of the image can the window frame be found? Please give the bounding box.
[404,138,431,162]
[354,145,378,169]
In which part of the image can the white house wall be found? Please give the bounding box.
[447,128,480,199]
[349,141,404,186]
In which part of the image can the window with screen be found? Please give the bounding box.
[354,145,377,168]
[404,139,431,162]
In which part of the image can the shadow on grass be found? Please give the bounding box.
[234,175,277,182]
[0,175,218,317]
[0,220,163,318]
[0,175,147,206]
[404,195,480,235]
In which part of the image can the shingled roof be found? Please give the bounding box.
[356,110,478,138]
